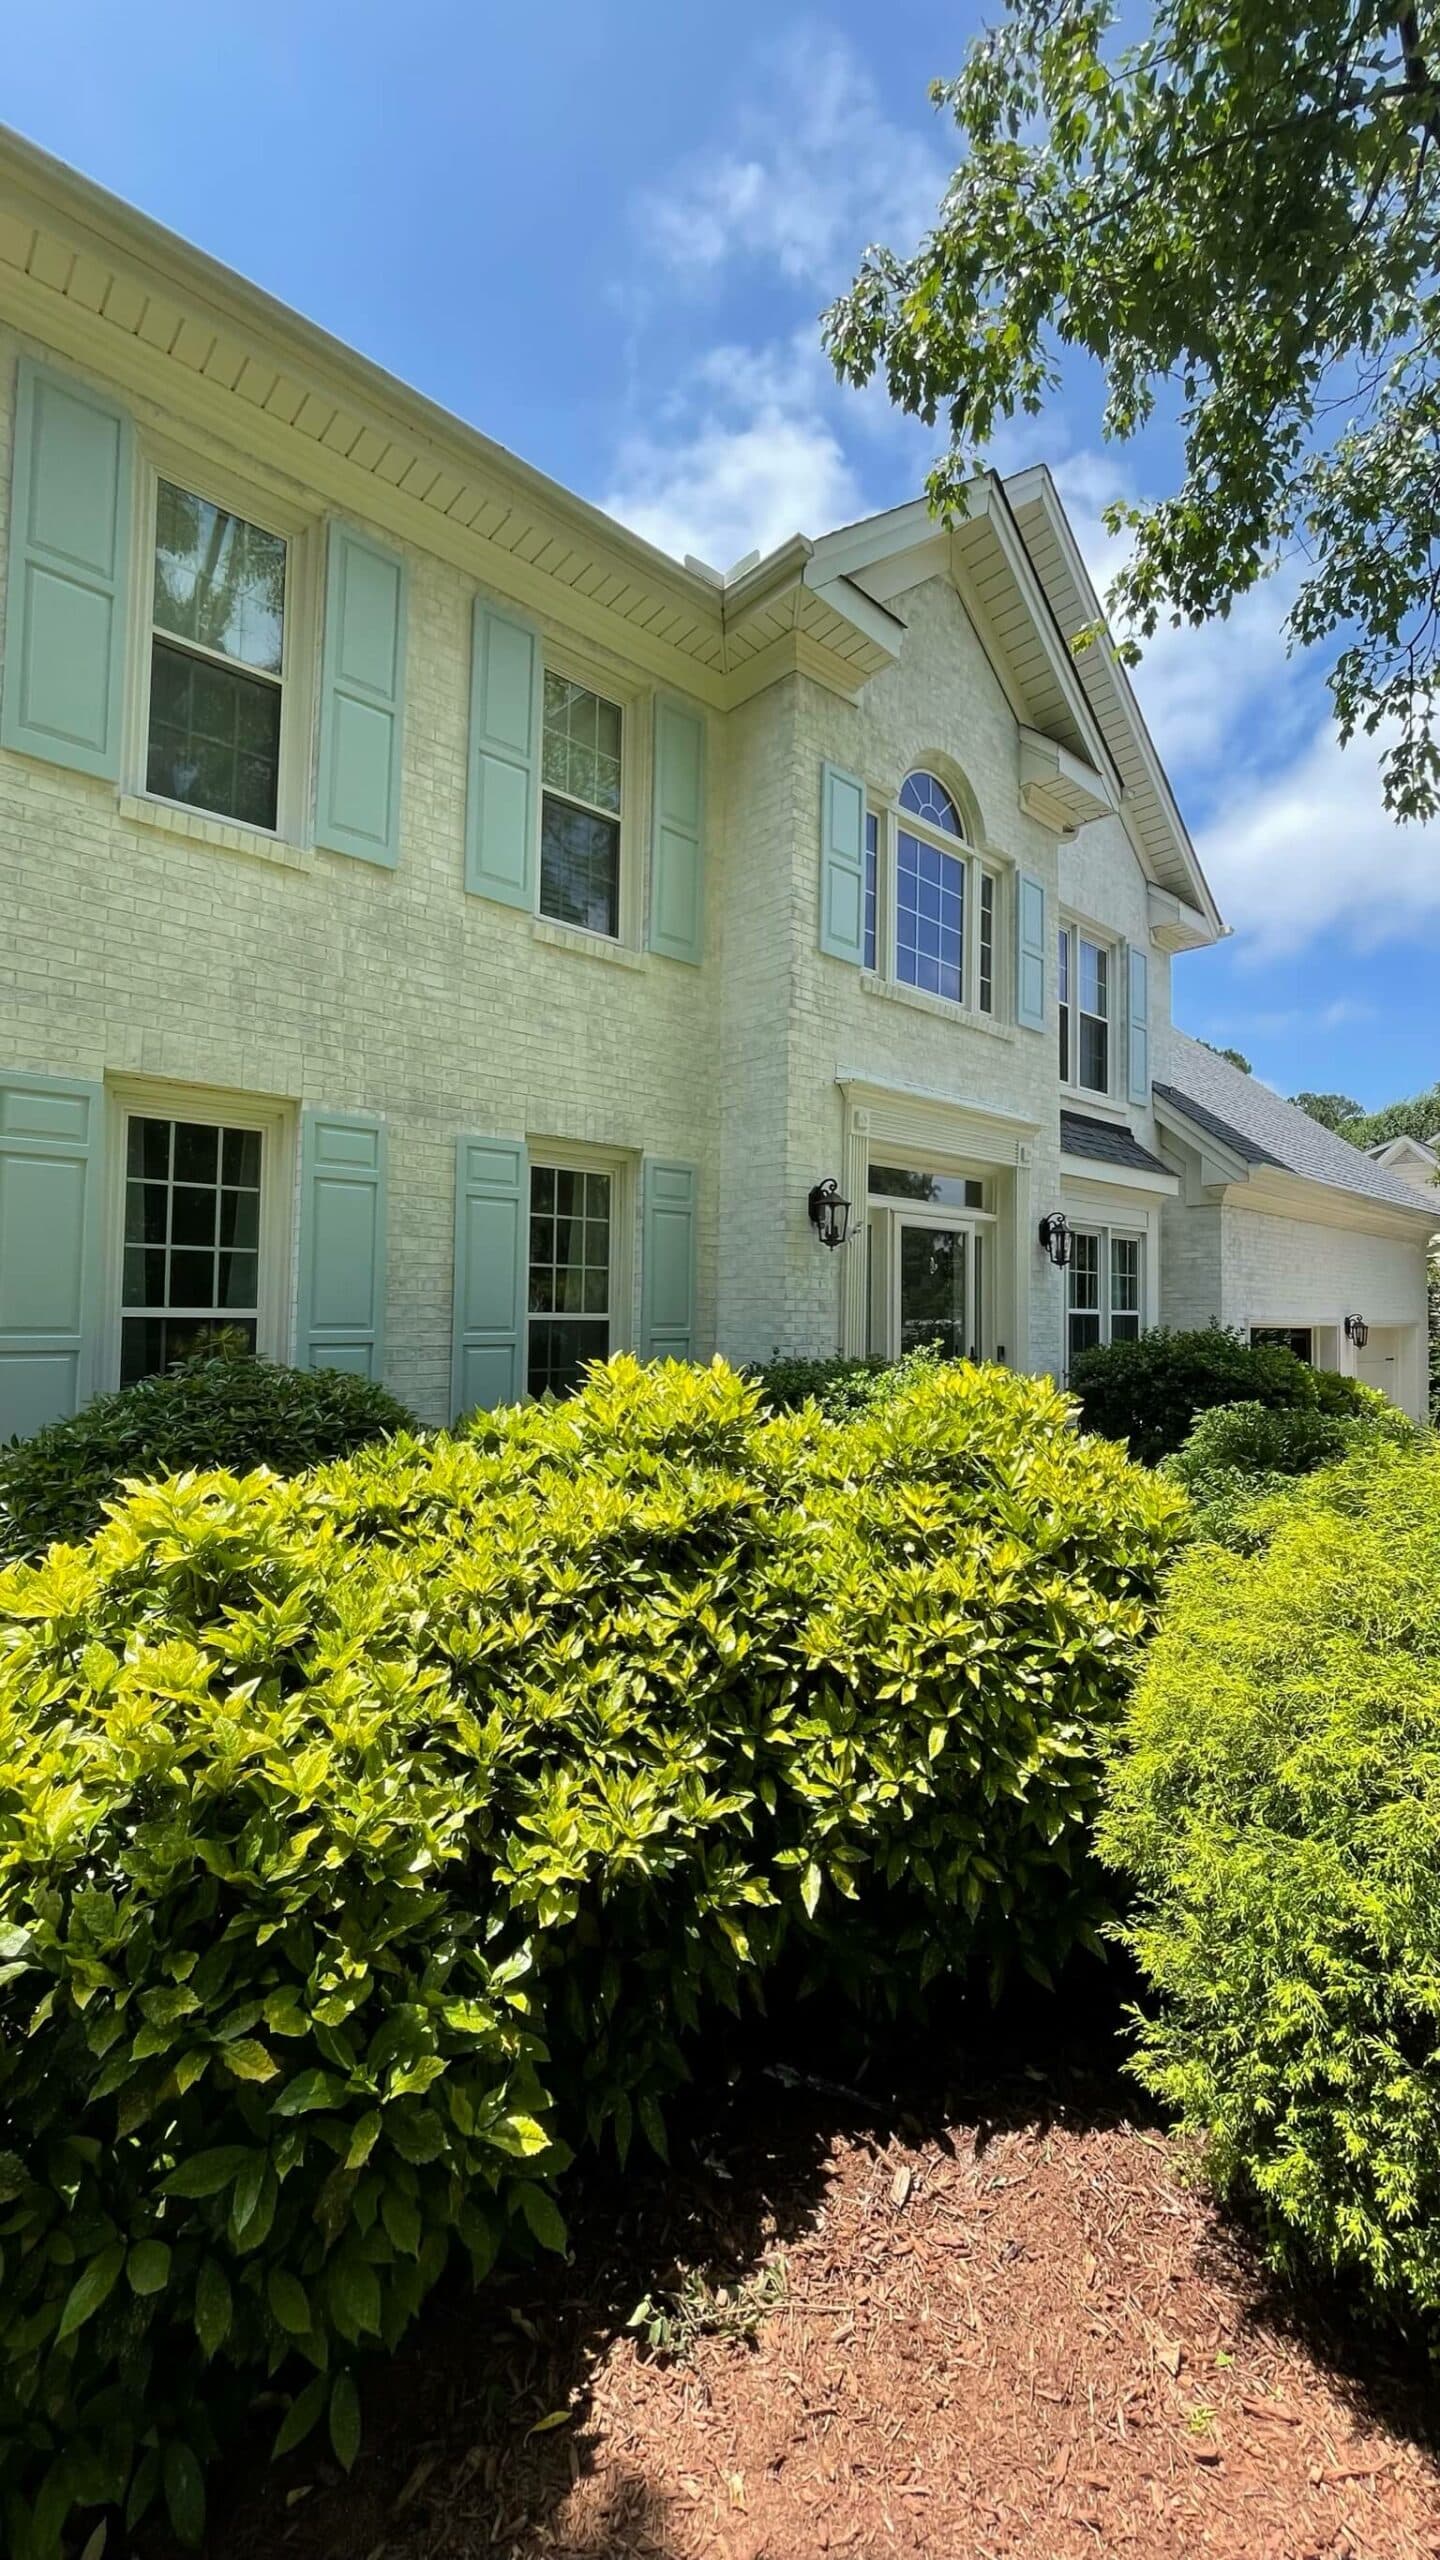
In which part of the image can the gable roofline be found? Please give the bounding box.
[1003,465,1224,937]
[1155,1033,1439,1226]
[1369,1133,1440,1168]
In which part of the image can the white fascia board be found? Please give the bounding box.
[1060,1154,1179,1196]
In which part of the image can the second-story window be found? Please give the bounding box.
[1058,924,1111,1094]
[863,810,878,969]
[148,481,287,829]
[540,674,622,938]
[896,768,966,1004]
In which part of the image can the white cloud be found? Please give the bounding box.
[1198,719,1440,955]
[638,25,946,291]
[601,333,867,567]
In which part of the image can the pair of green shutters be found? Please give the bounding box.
[0,1074,696,1441]
[817,759,1150,1104]
[1,358,706,948]
[0,360,407,865]
[467,601,706,960]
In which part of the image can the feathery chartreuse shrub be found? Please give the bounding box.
[0,1355,1180,2555]
[1101,1438,1440,2330]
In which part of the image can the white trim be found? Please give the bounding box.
[101,1075,296,1391]
[535,644,649,953]
[524,1140,636,1376]
[1059,1151,1177,1197]
[1058,915,1117,1103]
[122,432,320,854]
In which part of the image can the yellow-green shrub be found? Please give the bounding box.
[0,1356,1180,2554]
[1100,1440,1440,2326]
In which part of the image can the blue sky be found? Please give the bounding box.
[11,0,1440,1109]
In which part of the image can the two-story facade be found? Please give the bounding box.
[1,127,1433,1440]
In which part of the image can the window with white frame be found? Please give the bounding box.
[869,770,999,1013]
[1067,1227,1143,1368]
[1058,924,1112,1094]
[540,673,623,937]
[527,1163,614,1396]
[120,1114,264,1384]
[147,480,288,830]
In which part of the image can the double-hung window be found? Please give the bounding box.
[1058,924,1112,1094]
[871,770,999,1013]
[527,1163,614,1397]
[1067,1228,1143,1370]
[147,480,288,830]
[121,1113,264,1384]
[540,673,623,938]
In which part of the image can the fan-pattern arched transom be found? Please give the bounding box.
[898,769,965,839]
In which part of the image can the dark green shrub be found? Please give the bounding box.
[1170,1399,1349,1486]
[0,1354,1181,2553]
[1100,1439,1440,2329]
[748,1349,893,1416]
[1066,1324,1353,1463]
[0,1352,415,1561]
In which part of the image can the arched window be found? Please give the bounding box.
[895,769,971,1004]
[898,769,965,839]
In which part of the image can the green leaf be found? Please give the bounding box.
[272,2068,343,2117]
[195,2256,232,2359]
[267,2267,312,2335]
[329,2252,382,2339]
[162,2440,206,2549]
[57,2241,126,2339]
[516,2183,568,2254]
[344,2108,382,2169]
[486,2111,550,2158]
[220,2037,278,2083]
[800,1861,822,1919]
[329,2370,361,2473]
[272,2369,329,2461]
[165,2144,252,2199]
[127,2238,172,2297]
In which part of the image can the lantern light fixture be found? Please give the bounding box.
[1038,1211,1072,1270]
[807,1178,852,1251]
[1344,1311,1370,1349]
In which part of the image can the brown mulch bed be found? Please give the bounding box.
[201,2024,1440,2560]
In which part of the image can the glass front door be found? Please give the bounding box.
[894,1217,982,1361]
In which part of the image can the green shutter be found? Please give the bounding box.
[2,360,133,780]
[641,1159,697,1360]
[1016,873,1047,1032]
[649,698,705,962]
[451,1135,528,1414]
[315,525,407,865]
[0,1072,105,1439]
[1127,942,1151,1105]
[818,761,866,962]
[296,1110,387,1376]
[465,601,540,907]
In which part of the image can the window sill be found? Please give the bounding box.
[1059,1088,1129,1123]
[117,793,313,875]
[531,916,646,971]
[859,972,1014,1041]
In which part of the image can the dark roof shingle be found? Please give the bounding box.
[1156,1034,1433,1212]
[1060,1111,1172,1176]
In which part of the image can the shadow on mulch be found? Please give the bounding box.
[163,1961,1440,2560]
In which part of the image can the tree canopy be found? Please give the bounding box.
[823,0,1440,817]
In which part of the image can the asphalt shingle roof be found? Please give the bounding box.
[1060,1111,1172,1176]
[1156,1033,1432,1213]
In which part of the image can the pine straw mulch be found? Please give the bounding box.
[201,2014,1440,2560]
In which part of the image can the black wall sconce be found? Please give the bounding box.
[1038,1211,1072,1269]
[807,1178,852,1250]
[1344,1311,1370,1349]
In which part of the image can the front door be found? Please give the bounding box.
[1355,1325,1404,1405]
[893,1216,983,1361]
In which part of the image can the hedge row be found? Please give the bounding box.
[0,1354,1181,2555]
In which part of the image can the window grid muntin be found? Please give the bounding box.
[146,479,286,831]
[539,672,623,937]
[978,871,995,1013]
[1059,924,1112,1094]
[527,1164,613,1398]
[863,810,878,970]
[898,769,964,837]
[1110,1234,1142,1340]
[896,827,965,1003]
[1067,1225,1143,1366]
[120,1114,262,1385]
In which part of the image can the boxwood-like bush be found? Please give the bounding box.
[1100,1439,1440,2328]
[0,1355,1180,2554]
[0,1351,415,1561]
[1068,1324,1367,1464]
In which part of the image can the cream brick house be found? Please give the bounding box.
[0,128,1433,1440]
